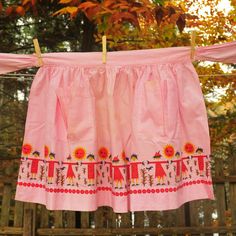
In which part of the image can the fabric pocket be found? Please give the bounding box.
[135,76,166,140]
[56,82,96,143]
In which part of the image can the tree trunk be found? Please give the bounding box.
[81,14,96,52]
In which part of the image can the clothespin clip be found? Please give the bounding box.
[102,35,107,64]
[190,30,196,61]
[33,38,43,67]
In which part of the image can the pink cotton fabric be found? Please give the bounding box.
[1,41,235,213]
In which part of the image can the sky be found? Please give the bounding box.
[188,0,233,16]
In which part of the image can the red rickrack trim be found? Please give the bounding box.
[16,180,213,196]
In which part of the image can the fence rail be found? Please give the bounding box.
[1,226,236,236]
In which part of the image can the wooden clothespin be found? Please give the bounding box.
[190,30,196,60]
[33,38,43,67]
[102,35,107,64]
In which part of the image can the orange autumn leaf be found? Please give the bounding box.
[22,0,31,5]
[53,6,78,16]
[86,5,101,21]
[5,6,13,15]
[112,3,130,10]
[59,0,73,4]
[22,0,36,6]
[66,6,78,14]
[0,2,2,13]
[16,6,25,16]
[99,6,113,15]
[31,0,36,6]
[77,1,100,20]
[103,0,115,8]
[77,1,99,11]
[169,13,181,23]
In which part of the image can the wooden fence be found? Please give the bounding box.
[0,158,236,236]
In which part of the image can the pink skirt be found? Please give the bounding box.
[14,46,215,212]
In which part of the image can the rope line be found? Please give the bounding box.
[0,73,236,80]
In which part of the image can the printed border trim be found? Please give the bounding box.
[17,179,212,197]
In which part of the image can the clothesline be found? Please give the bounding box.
[0,73,236,81]
[198,73,236,77]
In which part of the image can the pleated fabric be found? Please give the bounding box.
[2,42,235,212]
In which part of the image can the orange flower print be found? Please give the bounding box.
[44,145,49,158]
[74,147,86,160]
[184,142,195,154]
[98,147,109,160]
[122,151,126,161]
[122,150,130,163]
[22,143,32,156]
[163,145,175,159]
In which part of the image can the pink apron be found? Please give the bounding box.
[1,41,236,212]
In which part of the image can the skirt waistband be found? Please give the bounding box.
[41,46,191,67]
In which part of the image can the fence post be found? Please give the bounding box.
[184,203,191,227]
[134,211,144,228]
[95,207,105,228]
[40,206,49,228]
[23,209,33,236]
[119,212,131,228]
[81,212,90,228]
[176,205,185,227]
[23,203,36,236]
[0,182,12,227]
[189,200,200,236]
[54,211,63,228]
[203,199,213,236]
[229,144,236,225]
[215,158,226,226]
[66,211,76,228]
[14,201,24,227]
